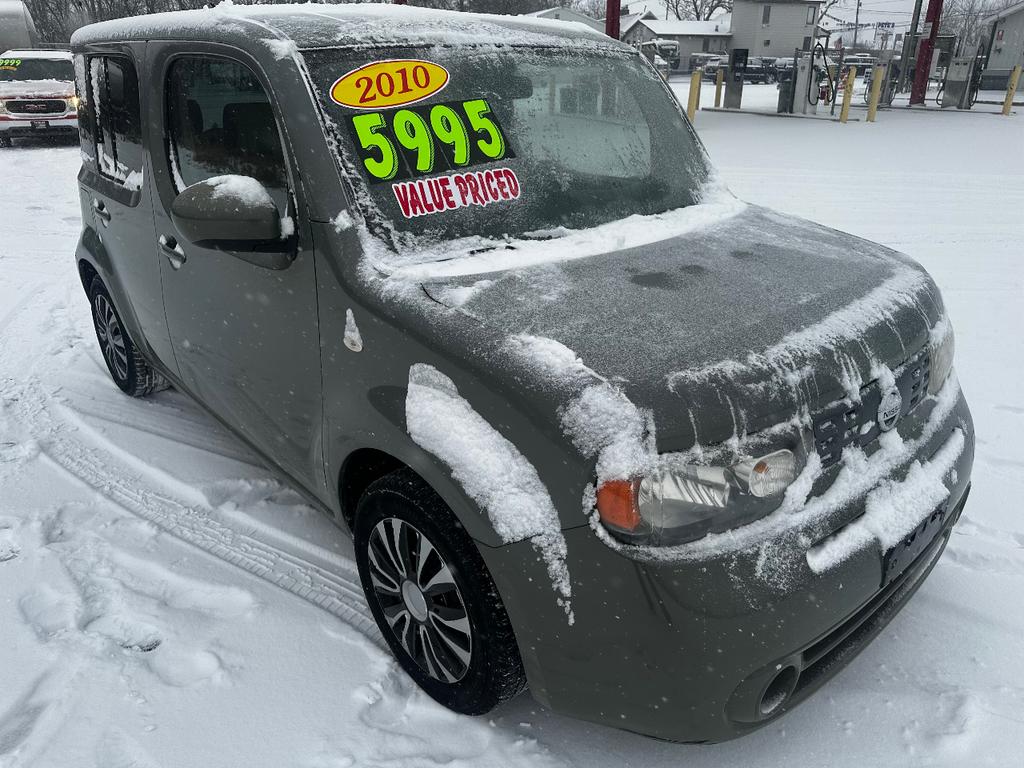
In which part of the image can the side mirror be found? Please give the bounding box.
[171,175,281,246]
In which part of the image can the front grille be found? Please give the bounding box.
[811,347,931,469]
[4,99,67,115]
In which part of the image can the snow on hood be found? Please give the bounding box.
[372,178,746,279]
[401,203,942,449]
[0,79,73,98]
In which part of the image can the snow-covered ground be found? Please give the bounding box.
[1,101,1022,767]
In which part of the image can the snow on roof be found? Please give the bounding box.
[72,2,618,52]
[983,0,1024,25]
[625,18,731,37]
[0,48,72,60]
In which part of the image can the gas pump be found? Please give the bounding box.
[724,48,747,109]
[793,53,818,114]
[791,43,835,115]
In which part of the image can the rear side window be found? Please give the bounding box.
[88,55,144,188]
[165,56,288,208]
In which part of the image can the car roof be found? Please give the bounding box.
[1,48,72,60]
[71,3,621,54]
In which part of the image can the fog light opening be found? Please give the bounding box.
[759,666,798,717]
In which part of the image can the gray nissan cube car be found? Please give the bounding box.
[71,5,974,743]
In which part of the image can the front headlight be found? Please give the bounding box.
[929,321,955,395]
[596,449,802,546]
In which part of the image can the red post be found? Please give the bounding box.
[910,0,944,104]
[605,0,620,40]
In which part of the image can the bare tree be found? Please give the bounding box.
[664,0,731,22]
[940,0,1016,53]
[816,0,839,27]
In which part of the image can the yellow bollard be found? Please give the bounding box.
[1003,65,1022,116]
[867,65,885,122]
[839,66,857,124]
[687,69,701,121]
[714,67,724,108]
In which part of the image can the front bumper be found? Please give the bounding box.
[0,115,78,138]
[481,387,974,743]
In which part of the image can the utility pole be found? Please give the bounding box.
[899,0,925,94]
[910,0,944,104]
[852,0,862,50]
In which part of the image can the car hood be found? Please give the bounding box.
[412,204,943,449]
[0,79,74,98]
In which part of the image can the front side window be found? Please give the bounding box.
[165,56,288,209]
[89,55,143,187]
[304,46,709,249]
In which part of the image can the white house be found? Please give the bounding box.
[622,1,821,69]
[982,0,1024,89]
[622,18,732,67]
[729,0,821,59]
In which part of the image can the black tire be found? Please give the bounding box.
[0,134,12,148]
[354,468,526,715]
[87,276,167,397]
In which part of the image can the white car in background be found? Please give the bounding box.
[0,49,78,147]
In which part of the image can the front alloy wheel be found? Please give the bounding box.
[366,517,472,683]
[354,468,526,715]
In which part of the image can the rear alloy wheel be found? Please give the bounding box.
[354,468,526,715]
[88,277,168,397]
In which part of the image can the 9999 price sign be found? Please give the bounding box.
[346,98,514,184]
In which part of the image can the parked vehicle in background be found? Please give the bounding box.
[650,37,680,70]
[696,54,726,80]
[745,57,775,83]
[638,40,673,78]
[0,1,37,52]
[0,49,78,146]
[71,3,974,745]
[845,53,876,73]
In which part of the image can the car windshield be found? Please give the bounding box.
[303,45,710,249]
[0,58,74,82]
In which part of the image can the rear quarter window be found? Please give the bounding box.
[86,54,144,189]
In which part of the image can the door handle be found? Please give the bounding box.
[91,198,111,225]
[159,234,186,270]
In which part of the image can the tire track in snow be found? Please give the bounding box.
[0,286,381,648]
[16,383,383,646]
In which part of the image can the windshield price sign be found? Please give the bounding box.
[346,98,513,183]
[331,59,449,109]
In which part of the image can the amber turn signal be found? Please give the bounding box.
[596,479,642,531]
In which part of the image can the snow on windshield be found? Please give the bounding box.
[305,43,712,255]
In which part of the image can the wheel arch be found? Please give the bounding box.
[337,447,405,531]
[331,434,506,548]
